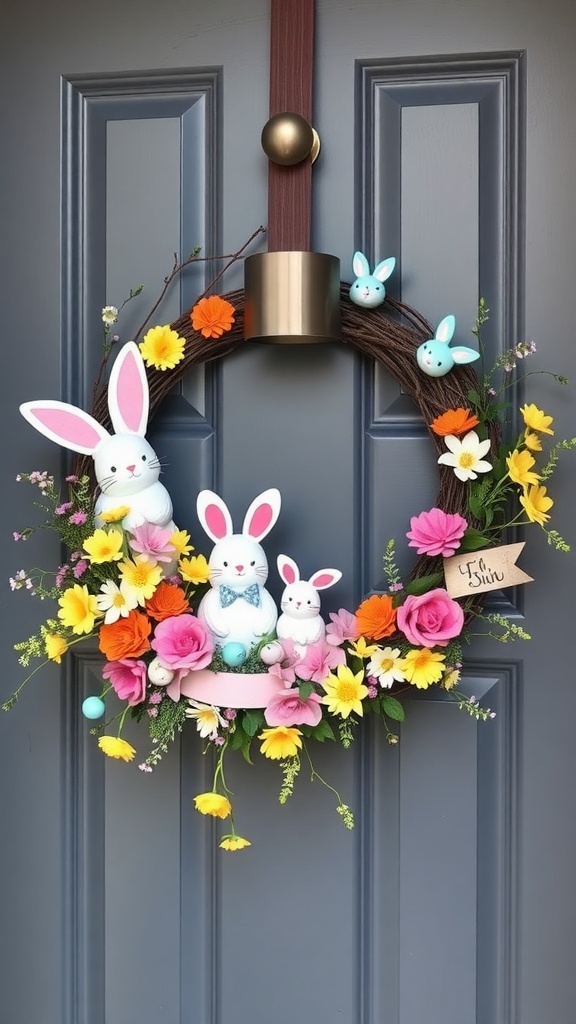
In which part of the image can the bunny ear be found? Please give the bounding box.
[196,490,234,542]
[242,488,282,541]
[435,315,456,344]
[450,346,481,366]
[372,257,396,283]
[20,400,110,455]
[352,251,370,278]
[308,568,343,591]
[108,341,149,435]
[277,554,300,586]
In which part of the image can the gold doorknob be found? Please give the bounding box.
[261,112,320,166]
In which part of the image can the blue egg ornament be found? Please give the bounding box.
[221,642,247,668]
[82,695,106,720]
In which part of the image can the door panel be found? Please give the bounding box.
[2,3,575,1023]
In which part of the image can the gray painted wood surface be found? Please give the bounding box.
[1,2,575,1023]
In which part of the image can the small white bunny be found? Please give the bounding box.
[20,341,174,532]
[416,315,480,378]
[349,250,396,308]
[196,488,282,655]
[276,554,342,647]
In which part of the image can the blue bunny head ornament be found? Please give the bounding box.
[416,315,480,378]
[349,251,395,308]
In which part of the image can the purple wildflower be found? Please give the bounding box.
[55,564,69,588]
[65,474,79,483]
[73,559,89,578]
[147,707,159,718]
[69,510,88,525]
[149,691,163,705]
[55,502,73,516]
[224,708,237,721]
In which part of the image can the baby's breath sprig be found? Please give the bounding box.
[338,717,356,748]
[278,755,301,804]
[478,611,531,643]
[454,693,496,722]
[382,538,402,589]
[540,437,576,480]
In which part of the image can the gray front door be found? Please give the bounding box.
[2,3,575,1023]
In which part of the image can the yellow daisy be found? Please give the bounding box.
[139,325,185,370]
[519,484,554,526]
[194,792,232,818]
[170,529,194,558]
[118,556,163,604]
[506,449,540,487]
[83,528,124,563]
[45,633,68,664]
[523,430,542,453]
[220,835,251,851]
[402,648,446,689]
[321,665,368,719]
[520,403,554,435]
[179,553,211,585]
[258,726,303,759]
[98,736,136,761]
[98,505,131,523]
[57,584,99,635]
[348,636,379,659]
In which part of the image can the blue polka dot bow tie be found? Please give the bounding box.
[219,583,261,608]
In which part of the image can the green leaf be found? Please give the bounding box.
[460,528,491,551]
[404,572,443,596]
[298,680,314,699]
[307,718,336,743]
[242,709,265,738]
[381,695,405,722]
[467,388,483,406]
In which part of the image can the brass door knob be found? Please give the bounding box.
[261,112,320,166]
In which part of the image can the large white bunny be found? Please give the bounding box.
[276,554,342,647]
[19,341,174,532]
[196,488,282,655]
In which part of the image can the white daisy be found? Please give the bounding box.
[367,647,407,689]
[101,305,118,325]
[437,430,492,481]
[96,579,139,624]
[185,700,227,740]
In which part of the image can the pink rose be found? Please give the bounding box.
[406,507,468,557]
[102,658,148,705]
[397,588,464,648]
[264,688,323,727]
[151,614,214,670]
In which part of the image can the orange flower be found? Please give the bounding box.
[355,594,397,641]
[99,609,152,660]
[145,581,189,621]
[191,295,235,339]
[430,407,480,437]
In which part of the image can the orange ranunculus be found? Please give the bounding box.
[191,295,235,339]
[98,609,152,660]
[355,594,397,641]
[430,407,480,437]
[145,581,189,621]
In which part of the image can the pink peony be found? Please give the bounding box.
[267,639,300,684]
[102,658,148,705]
[129,523,176,562]
[151,614,214,670]
[295,640,346,683]
[325,608,360,646]
[406,507,468,557]
[397,588,464,648]
[264,687,323,727]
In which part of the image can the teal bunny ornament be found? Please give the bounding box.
[416,315,480,378]
[349,251,395,308]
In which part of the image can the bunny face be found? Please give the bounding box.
[349,251,396,309]
[416,314,480,378]
[207,534,269,591]
[94,434,161,498]
[280,580,321,620]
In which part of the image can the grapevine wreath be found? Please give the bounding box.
[8,239,573,850]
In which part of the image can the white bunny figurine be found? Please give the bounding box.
[349,250,396,308]
[196,488,282,656]
[276,554,342,648]
[20,341,174,532]
[416,314,480,378]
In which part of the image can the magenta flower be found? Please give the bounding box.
[397,588,464,648]
[73,559,89,578]
[325,608,360,647]
[55,502,73,516]
[151,614,214,670]
[129,523,176,563]
[102,658,147,705]
[406,507,468,558]
[264,687,323,727]
[295,640,345,683]
[69,510,88,525]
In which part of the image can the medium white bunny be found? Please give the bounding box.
[416,314,480,378]
[20,341,174,532]
[349,250,396,308]
[276,554,342,647]
[196,488,282,655]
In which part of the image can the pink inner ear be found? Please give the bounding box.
[248,503,273,538]
[119,352,144,432]
[282,563,297,585]
[34,409,103,449]
[312,573,335,588]
[205,504,229,539]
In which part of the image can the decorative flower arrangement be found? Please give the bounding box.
[6,253,575,850]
